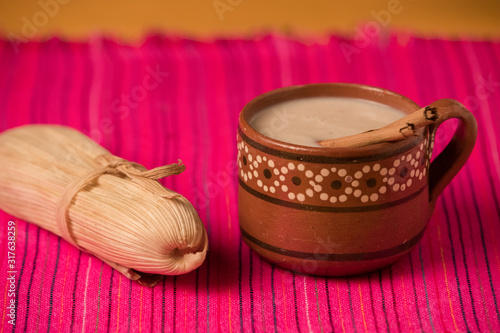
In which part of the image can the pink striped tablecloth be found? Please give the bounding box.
[0,33,499,332]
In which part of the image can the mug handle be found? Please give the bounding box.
[426,99,478,210]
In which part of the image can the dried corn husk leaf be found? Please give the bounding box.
[0,125,208,286]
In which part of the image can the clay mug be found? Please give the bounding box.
[237,83,477,276]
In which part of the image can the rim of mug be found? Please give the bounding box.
[239,83,424,159]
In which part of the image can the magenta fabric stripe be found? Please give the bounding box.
[1,34,500,332]
[437,39,497,331]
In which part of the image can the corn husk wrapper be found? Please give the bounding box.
[0,125,208,286]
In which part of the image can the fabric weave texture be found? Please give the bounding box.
[0,34,499,332]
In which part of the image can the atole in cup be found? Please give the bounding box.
[237,83,477,276]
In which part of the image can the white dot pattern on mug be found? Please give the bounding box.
[237,133,433,205]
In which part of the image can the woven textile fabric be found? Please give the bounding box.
[0,34,499,333]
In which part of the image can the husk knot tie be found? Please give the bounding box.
[56,154,186,250]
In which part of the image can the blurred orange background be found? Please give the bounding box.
[1,0,499,41]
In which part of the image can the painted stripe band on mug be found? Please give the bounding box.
[240,226,426,261]
[238,177,426,213]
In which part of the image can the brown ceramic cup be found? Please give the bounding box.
[237,83,477,276]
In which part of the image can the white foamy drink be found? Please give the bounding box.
[249,97,406,147]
